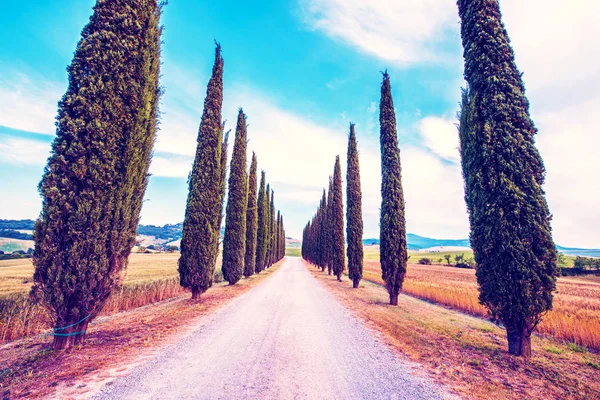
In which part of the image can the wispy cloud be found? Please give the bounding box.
[299,0,460,66]
[0,136,51,165]
[0,72,63,135]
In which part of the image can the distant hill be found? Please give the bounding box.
[0,219,35,230]
[556,245,600,258]
[363,234,470,251]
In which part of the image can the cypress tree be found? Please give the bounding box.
[276,210,281,262]
[222,109,249,285]
[331,156,345,281]
[255,171,268,274]
[457,0,557,357]
[32,0,162,350]
[318,190,327,272]
[326,177,334,275]
[346,123,364,288]
[244,152,258,278]
[215,128,230,252]
[379,72,407,306]
[268,190,276,267]
[264,184,271,269]
[279,216,285,260]
[179,43,224,299]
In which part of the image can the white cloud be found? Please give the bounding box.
[300,0,459,66]
[0,137,51,165]
[0,73,62,135]
[498,0,600,248]
[536,98,600,248]
[149,154,193,178]
[417,116,459,163]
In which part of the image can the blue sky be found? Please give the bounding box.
[1,0,599,248]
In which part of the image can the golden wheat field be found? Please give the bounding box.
[0,253,225,342]
[362,257,600,350]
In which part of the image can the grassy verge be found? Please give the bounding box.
[0,259,284,399]
[362,260,600,350]
[306,260,600,399]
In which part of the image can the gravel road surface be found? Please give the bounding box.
[93,257,452,400]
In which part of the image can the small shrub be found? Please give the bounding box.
[418,258,432,265]
[567,342,587,353]
[544,345,563,354]
[455,262,472,269]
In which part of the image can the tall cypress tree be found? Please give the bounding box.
[255,171,268,274]
[215,128,230,252]
[179,43,224,299]
[268,189,276,267]
[457,0,557,357]
[318,189,327,272]
[222,109,249,285]
[346,123,364,288]
[379,72,407,306]
[244,152,258,278]
[275,210,281,262]
[32,0,162,350]
[331,156,345,281]
[326,177,334,275]
[263,183,271,269]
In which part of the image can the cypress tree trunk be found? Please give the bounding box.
[331,156,346,282]
[215,129,230,253]
[32,0,162,350]
[222,109,249,285]
[244,153,258,278]
[255,172,268,274]
[379,72,407,306]
[346,123,364,288]
[326,177,334,275]
[457,0,557,358]
[179,43,224,299]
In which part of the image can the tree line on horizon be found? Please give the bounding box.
[30,1,285,350]
[301,0,557,359]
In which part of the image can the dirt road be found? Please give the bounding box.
[93,257,452,399]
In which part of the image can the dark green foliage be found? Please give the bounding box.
[222,109,249,285]
[331,156,346,281]
[32,0,162,350]
[179,43,224,299]
[263,184,271,269]
[317,190,327,271]
[215,128,230,252]
[267,189,276,267]
[326,177,334,275]
[379,72,407,306]
[457,0,557,358]
[244,153,258,278]
[346,124,364,288]
[255,176,268,273]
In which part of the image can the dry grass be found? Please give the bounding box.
[0,261,283,399]
[0,253,227,343]
[362,259,600,350]
[308,261,600,399]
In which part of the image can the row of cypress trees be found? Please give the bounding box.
[303,0,558,358]
[179,44,286,292]
[31,0,286,349]
[301,125,363,286]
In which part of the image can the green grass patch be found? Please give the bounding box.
[567,342,587,353]
[285,247,301,257]
[544,345,564,355]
